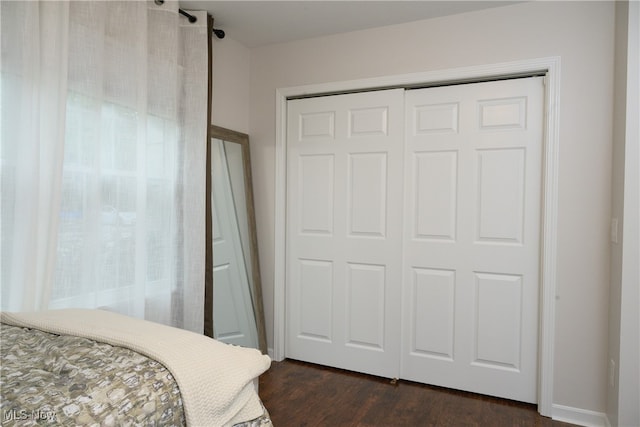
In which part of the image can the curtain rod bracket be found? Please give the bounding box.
[179,9,197,23]
[159,3,224,37]
[155,1,198,25]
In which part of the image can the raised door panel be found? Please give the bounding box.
[348,153,388,238]
[473,272,523,370]
[410,268,456,360]
[476,149,526,244]
[346,263,386,350]
[413,151,458,241]
[299,111,335,141]
[349,107,389,137]
[298,154,334,235]
[297,259,333,342]
[414,102,459,134]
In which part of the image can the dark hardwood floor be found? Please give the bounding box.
[259,359,576,427]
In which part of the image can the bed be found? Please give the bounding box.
[0,309,272,426]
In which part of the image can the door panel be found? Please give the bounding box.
[413,150,458,241]
[411,267,456,359]
[298,259,333,341]
[286,89,404,379]
[473,272,523,369]
[346,263,386,350]
[298,154,334,234]
[476,148,526,243]
[401,77,543,403]
[348,153,388,237]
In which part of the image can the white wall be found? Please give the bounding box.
[245,1,616,417]
[211,37,250,133]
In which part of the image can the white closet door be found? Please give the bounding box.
[401,77,544,403]
[286,89,404,378]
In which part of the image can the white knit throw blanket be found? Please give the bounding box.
[0,309,271,427]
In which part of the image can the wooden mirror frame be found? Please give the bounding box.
[204,125,267,354]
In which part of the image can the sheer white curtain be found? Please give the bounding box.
[1,1,208,333]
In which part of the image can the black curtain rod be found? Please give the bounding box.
[154,1,225,39]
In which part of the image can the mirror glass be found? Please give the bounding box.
[205,126,266,353]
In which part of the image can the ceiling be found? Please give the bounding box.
[178,1,521,48]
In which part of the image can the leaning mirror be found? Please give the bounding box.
[205,125,267,354]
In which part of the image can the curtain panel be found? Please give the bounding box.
[0,1,208,333]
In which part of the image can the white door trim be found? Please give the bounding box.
[273,57,561,416]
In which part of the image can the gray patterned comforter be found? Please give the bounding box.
[1,324,185,426]
[0,324,272,426]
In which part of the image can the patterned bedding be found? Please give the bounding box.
[1,324,185,426]
[0,320,272,427]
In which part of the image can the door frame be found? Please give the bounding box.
[273,57,561,416]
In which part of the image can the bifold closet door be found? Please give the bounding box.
[286,89,404,379]
[401,77,544,403]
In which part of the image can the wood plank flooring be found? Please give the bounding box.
[259,359,576,427]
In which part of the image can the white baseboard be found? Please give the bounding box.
[552,404,610,427]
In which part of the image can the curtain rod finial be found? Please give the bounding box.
[213,28,225,39]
